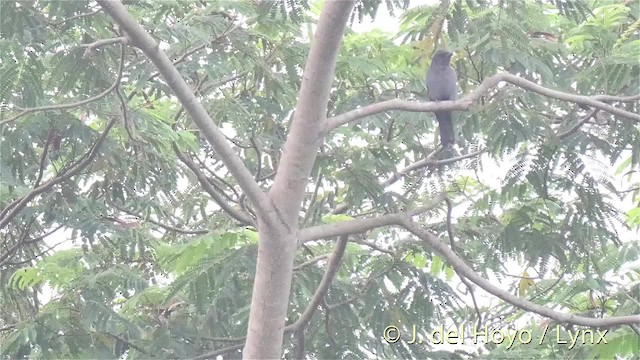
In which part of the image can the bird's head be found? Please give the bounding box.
[432,50,454,66]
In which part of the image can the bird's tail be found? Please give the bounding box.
[435,111,455,147]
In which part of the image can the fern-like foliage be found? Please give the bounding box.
[0,0,638,359]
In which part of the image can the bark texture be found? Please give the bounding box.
[242,1,356,358]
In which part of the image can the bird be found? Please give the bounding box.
[425,50,457,148]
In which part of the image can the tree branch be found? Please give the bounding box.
[556,109,599,139]
[174,145,255,226]
[111,204,210,235]
[268,0,356,223]
[148,24,240,81]
[97,0,279,228]
[0,47,124,126]
[0,116,120,229]
[80,37,127,50]
[291,235,348,331]
[352,238,395,255]
[51,8,102,26]
[189,342,243,360]
[331,146,480,216]
[293,254,330,271]
[443,197,483,329]
[0,46,126,229]
[326,73,640,132]
[382,149,485,188]
[401,219,640,327]
[300,194,444,244]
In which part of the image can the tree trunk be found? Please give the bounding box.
[243,1,356,358]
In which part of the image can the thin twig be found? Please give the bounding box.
[0,46,126,228]
[1,47,126,126]
[293,254,330,271]
[557,109,599,138]
[148,24,240,81]
[80,37,126,50]
[174,145,255,226]
[443,196,483,329]
[189,342,243,360]
[51,8,102,26]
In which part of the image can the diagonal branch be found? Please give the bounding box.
[291,235,348,331]
[0,224,63,267]
[97,0,279,228]
[301,196,640,328]
[0,46,126,229]
[174,145,255,226]
[148,24,240,81]
[331,146,479,216]
[290,235,349,357]
[556,108,599,139]
[293,254,330,271]
[401,219,640,328]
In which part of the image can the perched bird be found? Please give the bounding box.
[425,50,457,147]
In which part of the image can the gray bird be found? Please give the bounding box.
[425,50,457,147]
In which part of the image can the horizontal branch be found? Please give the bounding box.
[302,193,640,328]
[300,213,403,244]
[81,37,126,50]
[112,204,210,235]
[326,73,640,132]
[300,194,444,243]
